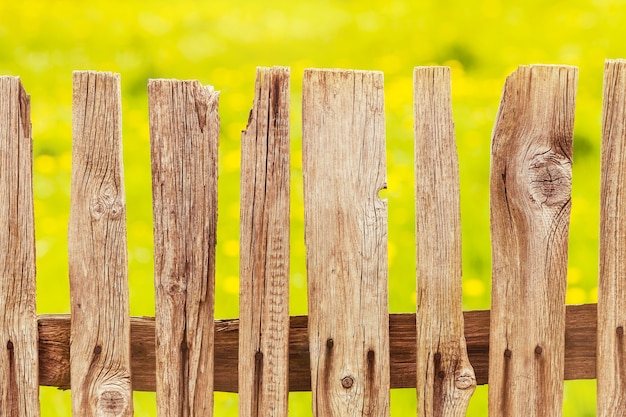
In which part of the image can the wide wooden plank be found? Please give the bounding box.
[302,69,389,417]
[414,67,475,417]
[0,77,39,417]
[239,67,290,417]
[69,71,132,417]
[149,79,219,416]
[37,304,597,392]
[488,65,577,416]
[598,58,626,416]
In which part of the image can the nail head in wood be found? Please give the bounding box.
[341,376,354,389]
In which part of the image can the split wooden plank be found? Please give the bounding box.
[302,69,389,417]
[69,71,132,417]
[239,67,290,417]
[414,67,475,417]
[488,65,577,416]
[149,79,219,417]
[598,59,626,416]
[0,77,39,417]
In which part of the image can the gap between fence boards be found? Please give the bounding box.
[37,303,596,392]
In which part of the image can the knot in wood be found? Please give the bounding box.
[527,150,571,208]
[341,376,354,389]
[167,281,186,295]
[89,195,124,220]
[455,371,476,390]
[97,390,126,416]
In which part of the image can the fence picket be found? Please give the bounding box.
[68,71,133,417]
[488,65,577,416]
[239,67,290,417]
[303,69,389,417]
[413,67,476,417]
[2,63,623,416]
[0,77,39,417]
[149,79,219,416]
[598,58,626,416]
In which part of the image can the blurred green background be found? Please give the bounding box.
[1,0,620,415]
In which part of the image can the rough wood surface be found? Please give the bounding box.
[0,77,40,417]
[598,58,626,416]
[149,79,219,417]
[37,304,597,392]
[239,67,290,417]
[488,65,577,416]
[414,67,475,416]
[302,69,389,417]
[69,71,132,417]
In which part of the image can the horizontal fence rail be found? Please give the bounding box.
[36,304,597,392]
[1,61,625,416]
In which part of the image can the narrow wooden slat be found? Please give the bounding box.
[239,67,290,417]
[36,304,598,392]
[302,69,389,417]
[414,67,475,416]
[0,77,39,416]
[598,58,626,416]
[488,65,577,416]
[149,79,219,416]
[69,71,132,416]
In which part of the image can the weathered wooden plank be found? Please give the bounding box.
[414,67,475,417]
[489,65,577,416]
[69,71,132,417]
[0,77,39,417]
[239,67,290,417]
[302,69,389,417]
[37,304,597,392]
[598,58,626,416]
[149,79,219,417]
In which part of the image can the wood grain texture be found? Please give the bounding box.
[414,67,475,416]
[36,304,597,392]
[302,69,389,417]
[239,67,290,417]
[149,79,219,417]
[598,59,626,416]
[69,71,132,417]
[488,65,577,416]
[0,77,39,417]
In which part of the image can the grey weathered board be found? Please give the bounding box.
[303,69,390,417]
[0,77,40,417]
[149,79,219,416]
[414,67,476,417]
[488,65,577,416]
[239,66,290,417]
[69,71,133,417]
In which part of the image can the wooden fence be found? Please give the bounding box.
[0,60,624,416]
